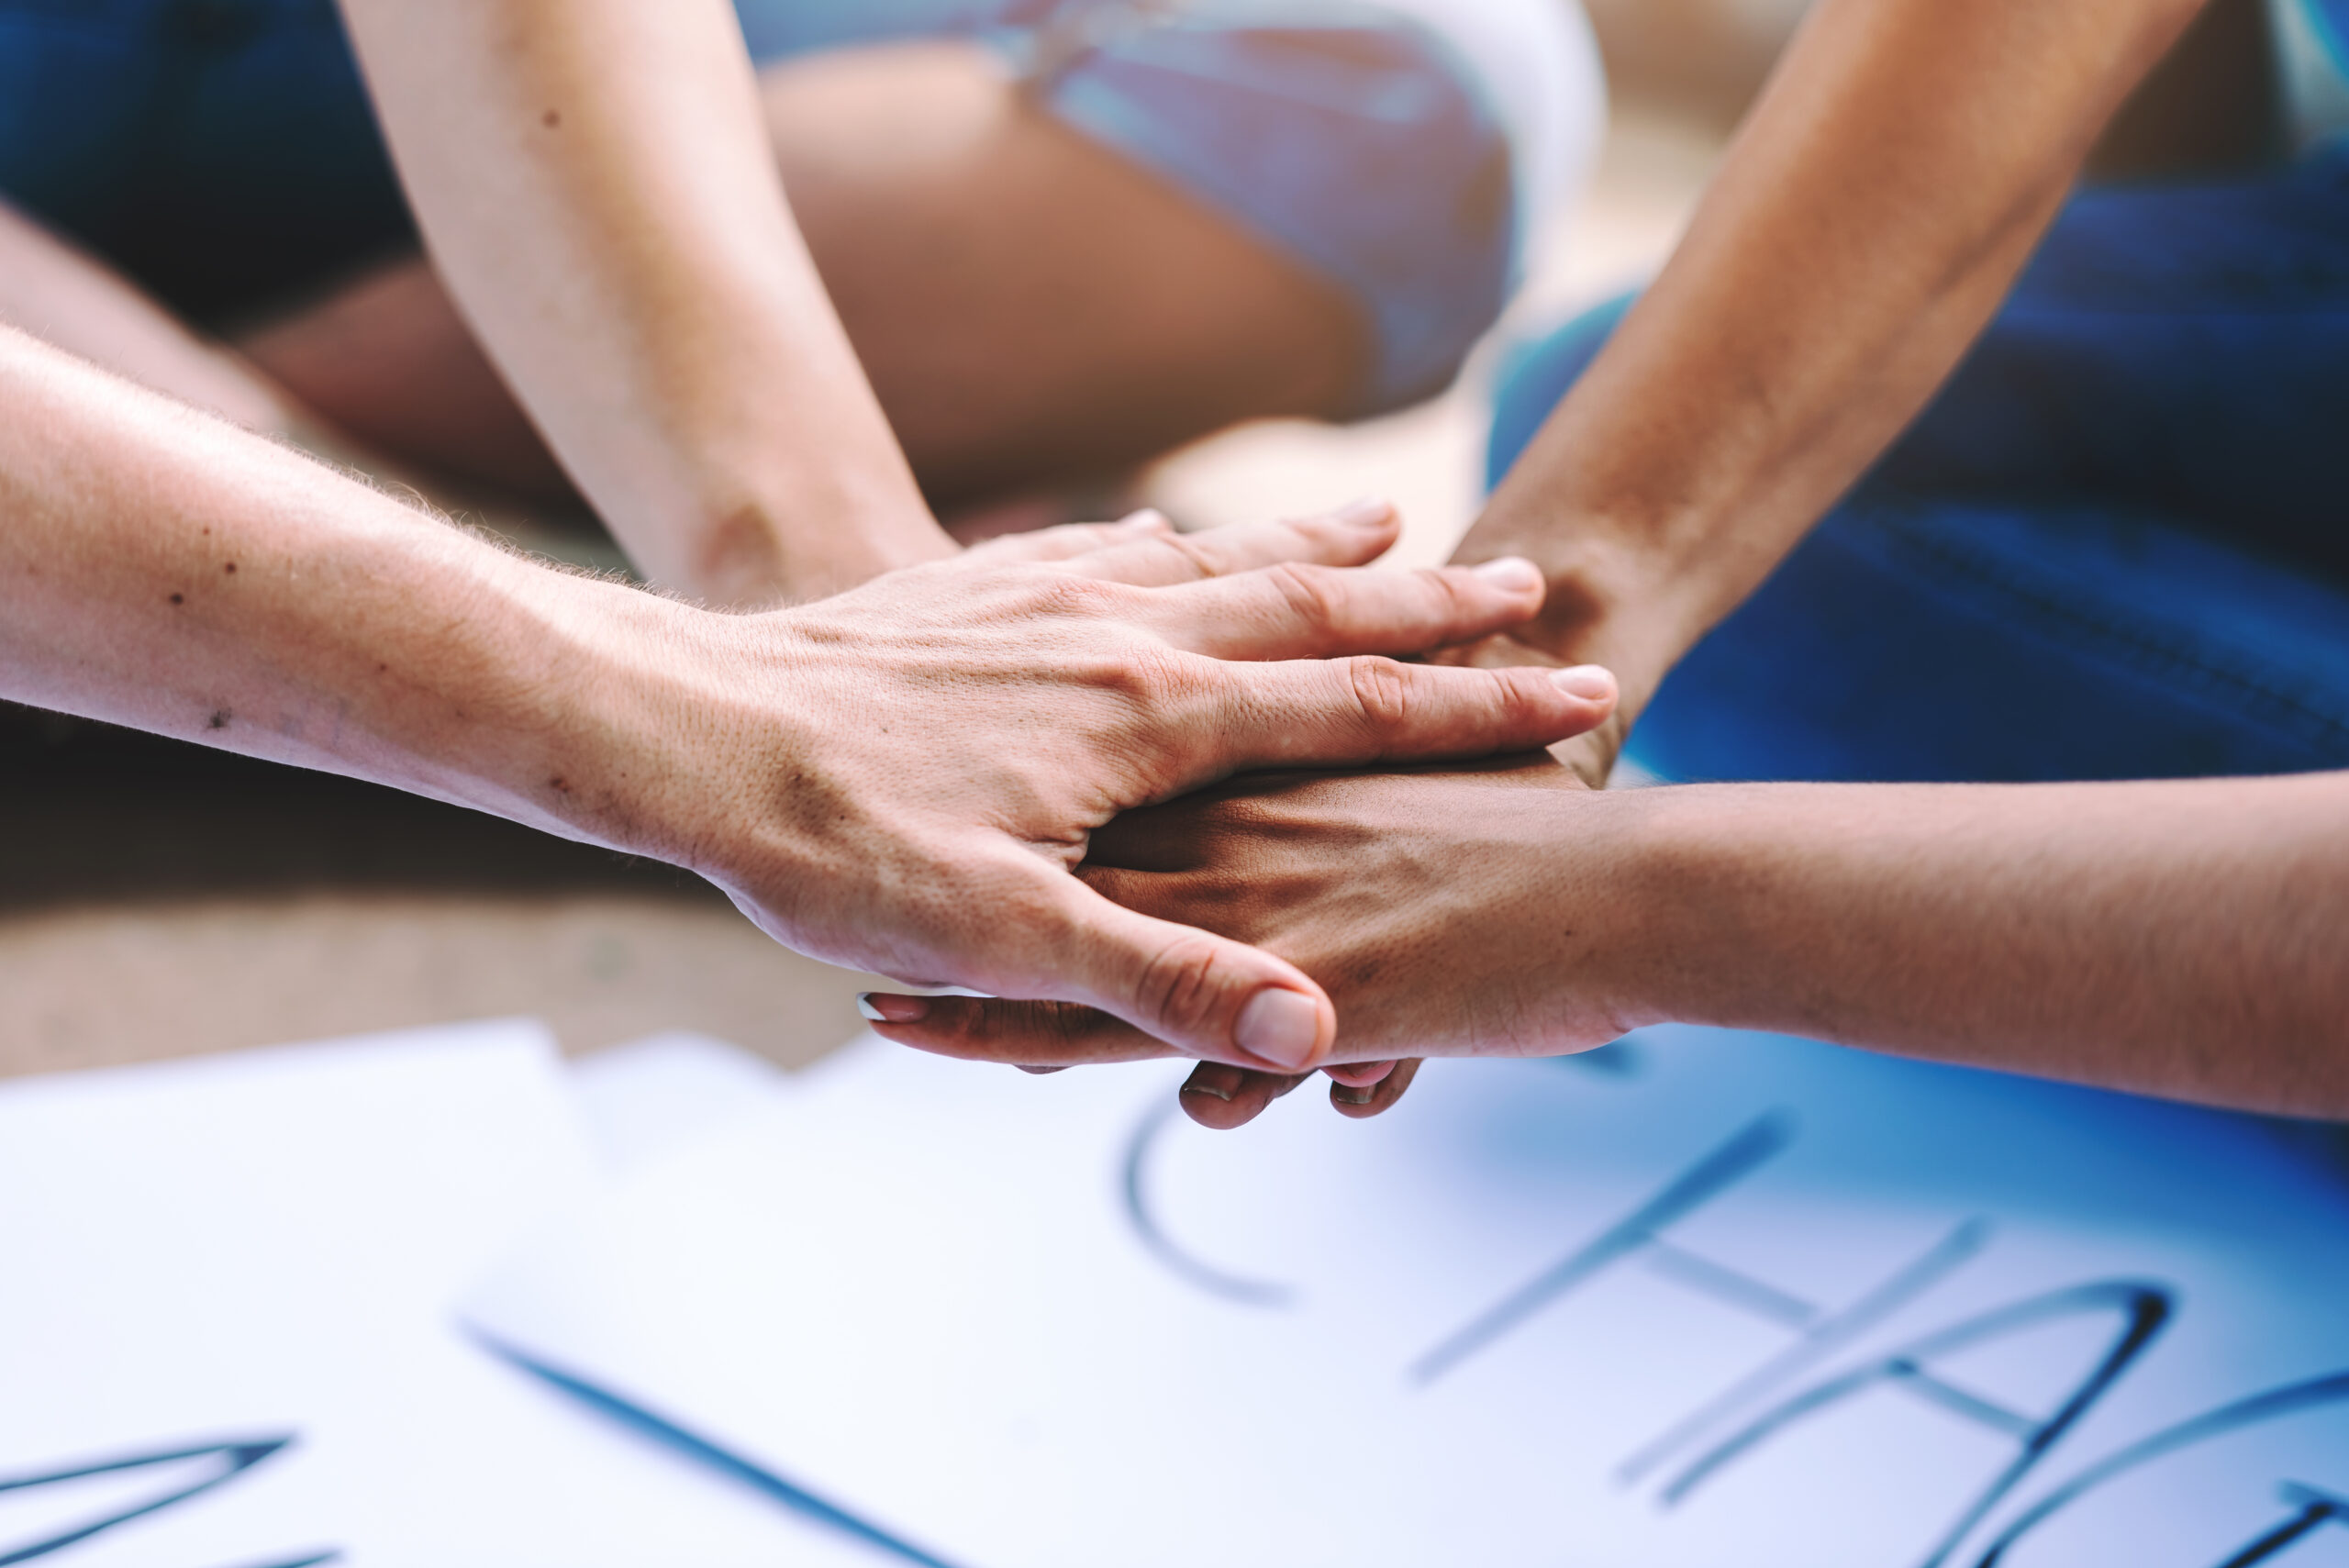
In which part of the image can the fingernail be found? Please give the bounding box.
[1234,988,1321,1071]
[1472,556,1543,592]
[857,993,931,1025]
[1332,497,1394,529]
[1119,508,1171,532]
[1183,1064,1243,1102]
[1553,665,1618,704]
[1332,1084,1375,1106]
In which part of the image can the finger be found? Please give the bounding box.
[1330,1057,1424,1118]
[871,995,1174,1069]
[1060,498,1402,588]
[1198,658,1619,776]
[1181,1062,1310,1130]
[963,509,1174,564]
[871,878,1338,1073]
[1152,557,1546,662]
[1324,1060,1397,1089]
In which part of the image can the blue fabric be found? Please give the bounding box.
[1487,149,2349,785]
[1035,2,1513,407]
[0,0,408,324]
[0,0,1519,406]
[2310,0,2349,70]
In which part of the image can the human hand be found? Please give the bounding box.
[618,504,1619,1069]
[863,754,1653,1121]
[1273,613,1642,1118]
[1210,528,1672,1118]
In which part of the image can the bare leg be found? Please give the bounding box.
[0,202,469,506]
[237,40,1369,511]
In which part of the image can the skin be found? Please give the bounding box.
[0,205,290,439]
[0,323,1618,1068]
[332,0,948,607]
[1,20,1364,609]
[0,4,1422,1072]
[1449,0,2210,744]
[881,764,2349,1122]
[236,40,1365,528]
[866,0,2349,1121]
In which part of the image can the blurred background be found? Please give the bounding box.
[0,0,2290,1079]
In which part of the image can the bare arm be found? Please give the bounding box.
[1618,774,2349,1112]
[860,0,2340,1117]
[337,0,951,606]
[882,768,2349,1120]
[0,324,1616,1064]
[0,324,640,828]
[1454,0,2208,737]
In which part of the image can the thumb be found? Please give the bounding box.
[1001,879,1335,1070]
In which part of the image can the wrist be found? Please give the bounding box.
[1590,783,1800,1037]
[529,579,806,874]
[1543,783,1697,1032]
[1452,506,1708,721]
[410,552,742,864]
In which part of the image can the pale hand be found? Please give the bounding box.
[667,507,1619,1072]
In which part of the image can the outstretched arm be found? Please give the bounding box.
[1453,0,2207,751]
[875,767,2349,1122]
[0,325,1617,1066]
[338,0,948,606]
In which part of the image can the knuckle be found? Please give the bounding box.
[1152,529,1224,580]
[975,999,1107,1053]
[1132,928,1231,1039]
[1093,650,1225,783]
[1416,565,1481,623]
[1026,572,1114,617]
[1035,522,1120,558]
[1264,562,1346,635]
[1046,1002,1114,1049]
[1497,664,1553,717]
[1343,656,1419,735]
[1109,645,1206,710]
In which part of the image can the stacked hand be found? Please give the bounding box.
[675,502,1620,1071]
[854,564,1634,1119]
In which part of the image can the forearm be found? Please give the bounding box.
[1608,775,2349,1115]
[0,204,290,436]
[1461,0,2205,707]
[339,0,949,605]
[0,326,695,852]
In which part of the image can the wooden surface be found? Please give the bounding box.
[0,702,884,1079]
[0,892,881,1079]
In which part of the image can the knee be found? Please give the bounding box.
[1038,0,1607,414]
